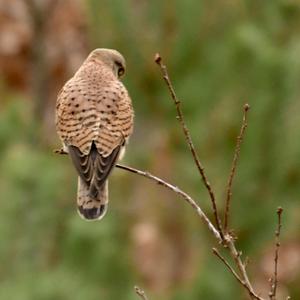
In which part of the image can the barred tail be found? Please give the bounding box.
[77,177,108,221]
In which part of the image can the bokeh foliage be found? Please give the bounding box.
[0,0,299,299]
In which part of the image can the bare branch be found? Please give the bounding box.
[116,164,221,242]
[213,247,263,300]
[153,54,266,299]
[213,248,244,285]
[224,103,250,231]
[118,54,285,300]
[135,286,149,300]
[226,237,263,300]
[116,164,264,299]
[154,53,224,240]
[116,164,263,299]
[269,207,283,300]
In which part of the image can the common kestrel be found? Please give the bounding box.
[55,48,134,221]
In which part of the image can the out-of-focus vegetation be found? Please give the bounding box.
[0,0,300,299]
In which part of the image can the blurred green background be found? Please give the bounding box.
[0,0,300,299]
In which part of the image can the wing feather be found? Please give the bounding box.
[89,145,121,197]
[68,143,121,197]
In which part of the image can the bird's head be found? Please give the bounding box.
[88,48,126,78]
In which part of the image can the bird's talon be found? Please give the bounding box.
[53,148,68,155]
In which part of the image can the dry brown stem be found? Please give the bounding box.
[117,161,264,299]
[116,163,261,299]
[213,248,263,300]
[212,247,244,285]
[225,236,263,300]
[224,104,250,231]
[154,53,265,299]
[154,53,224,241]
[269,207,283,300]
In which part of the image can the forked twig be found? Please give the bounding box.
[269,207,283,300]
[226,237,263,300]
[153,53,265,299]
[213,248,263,300]
[135,286,149,300]
[116,164,221,242]
[213,247,244,285]
[154,53,224,241]
[224,104,250,231]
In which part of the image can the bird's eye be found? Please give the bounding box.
[118,67,125,77]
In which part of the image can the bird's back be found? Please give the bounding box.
[56,60,133,156]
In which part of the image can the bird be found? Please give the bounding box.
[55,48,134,221]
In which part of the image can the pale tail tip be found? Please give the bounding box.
[77,204,108,221]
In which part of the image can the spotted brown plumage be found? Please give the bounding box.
[55,48,134,220]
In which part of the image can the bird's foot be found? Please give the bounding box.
[53,148,68,155]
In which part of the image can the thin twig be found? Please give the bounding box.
[224,104,250,231]
[269,207,283,300]
[213,248,244,285]
[154,53,224,241]
[226,237,263,300]
[213,248,248,289]
[212,247,262,299]
[116,164,222,242]
[135,286,149,300]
